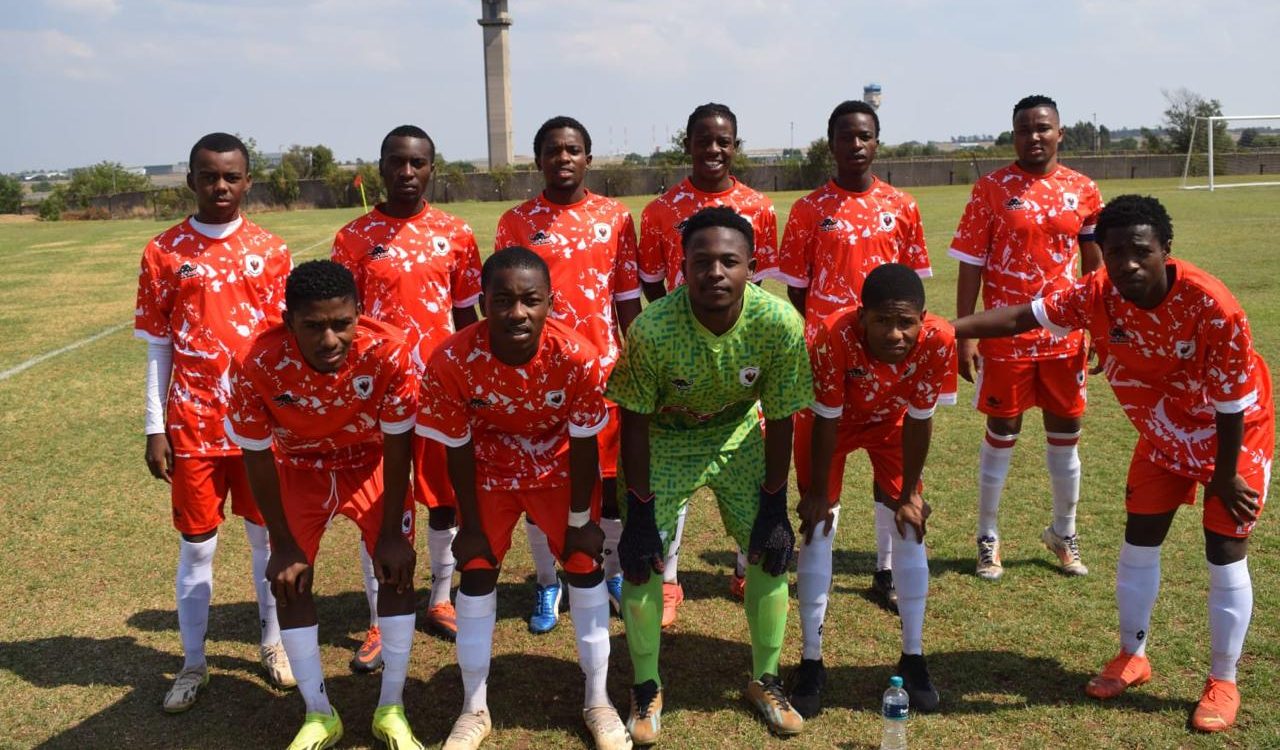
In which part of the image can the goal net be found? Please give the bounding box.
[1181,115,1280,190]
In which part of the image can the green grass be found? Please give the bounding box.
[1,179,1279,749]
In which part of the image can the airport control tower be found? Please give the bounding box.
[863,83,882,111]
[478,1,514,169]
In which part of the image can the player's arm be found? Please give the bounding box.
[242,447,312,604]
[797,413,838,543]
[375,430,416,594]
[452,305,478,330]
[615,297,642,336]
[445,440,497,568]
[641,280,666,302]
[144,340,174,482]
[893,415,933,542]
[952,301,1042,340]
[786,286,807,316]
[1207,410,1262,526]
[1080,240,1102,275]
[955,263,984,382]
[562,434,605,564]
[617,408,664,582]
[749,416,798,575]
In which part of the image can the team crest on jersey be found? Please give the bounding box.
[353,375,374,399]
[818,217,839,232]
[369,244,390,260]
[432,236,450,254]
[738,366,760,387]
[546,389,566,407]
[177,262,199,280]
[1004,197,1027,211]
[1109,325,1131,344]
[593,223,612,242]
[879,212,896,231]
[1175,340,1196,359]
[1063,192,1079,211]
[272,392,297,406]
[671,378,693,393]
[244,254,265,277]
[529,230,554,246]
[401,509,413,536]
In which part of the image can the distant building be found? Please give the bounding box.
[144,163,185,176]
[863,83,882,110]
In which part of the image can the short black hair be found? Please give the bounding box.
[861,263,925,312]
[285,260,357,312]
[680,206,754,256]
[828,100,881,140]
[1013,95,1058,119]
[381,125,435,161]
[685,102,739,143]
[189,132,251,173]
[1095,194,1174,247]
[534,116,592,157]
[482,246,552,293]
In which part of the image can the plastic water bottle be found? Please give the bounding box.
[880,675,909,750]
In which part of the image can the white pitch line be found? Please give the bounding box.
[0,235,336,384]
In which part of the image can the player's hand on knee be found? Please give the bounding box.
[1208,472,1261,525]
[894,492,929,542]
[145,433,173,483]
[957,339,981,383]
[452,528,498,569]
[562,520,605,565]
[618,489,664,584]
[267,544,312,605]
[749,483,796,576]
[796,491,835,545]
[374,533,417,594]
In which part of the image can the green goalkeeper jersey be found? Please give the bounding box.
[606,283,813,456]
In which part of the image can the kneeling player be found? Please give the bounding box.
[791,263,955,717]
[608,207,813,743]
[419,247,630,750]
[953,195,1272,733]
[226,261,423,748]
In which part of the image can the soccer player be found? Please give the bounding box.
[134,132,294,712]
[494,115,641,635]
[952,195,1271,733]
[608,206,813,742]
[775,100,932,610]
[420,247,630,750]
[637,102,779,621]
[332,124,482,661]
[949,94,1103,580]
[225,260,423,748]
[789,263,955,718]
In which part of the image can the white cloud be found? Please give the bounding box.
[44,0,120,17]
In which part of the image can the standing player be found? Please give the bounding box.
[608,207,813,742]
[332,125,482,661]
[225,260,424,748]
[774,100,932,609]
[494,116,641,635]
[949,95,1103,580]
[420,248,630,750]
[789,264,955,718]
[134,132,294,712]
[637,103,779,620]
[952,195,1272,733]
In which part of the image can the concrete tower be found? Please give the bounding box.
[478,1,513,169]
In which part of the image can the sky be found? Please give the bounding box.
[4,0,1279,173]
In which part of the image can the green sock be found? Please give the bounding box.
[622,574,663,686]
[745,562,789,678]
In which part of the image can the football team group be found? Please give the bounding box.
[134,94,1271,748]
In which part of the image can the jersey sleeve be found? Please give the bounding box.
[330,230,364,288]
[947,183,993,267]
[613,211,642,301]
[1079,181,1104,241]
[568,355,610,438]
[452,225,483,309]
[807,320,846,419]
[777,199,814,288]
[1205,306,1260,413]
[415,351,472,447]
[752,200,781,281]
[906,324,958,420]
[1031,277,1095,338]
[134,242,174,344]
[604,320,660,414]
[901,199,932,278]
[379,341,420,434]
[760,310,815,420]
[637,201,668,284]
[261,243,292,326]
[223,356,274,451]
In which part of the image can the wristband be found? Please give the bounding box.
[568,510,591,528]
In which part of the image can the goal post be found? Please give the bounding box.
[1181,114,1280,191]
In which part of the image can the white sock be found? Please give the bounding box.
[568,581,612,708]
[456,591,497,714]
[663,505,688,584]
[977,430,1017,539]
[797,507,840,661]
[1116,542,1161,656]
[874,502,895,570]
[176,535,218,670]
[280,625,331,715]
[892,524,929,656]
[243,521,280,647]
[1207,558,1252,682]
[734,549,748,579]
[428,526,458,607]
[601,517,623,579]
[1045,432,1082,538]
[377,613,416,706]
[359,544,380,628]
[526,519,559,587]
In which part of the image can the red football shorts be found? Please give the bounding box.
[1125,423,1273,539]
[460,483,601,575]
[793,409,920,506]
[276,459,415,563]
[975,348,1088,419]
[171,454,263,536]
[598,401,620,480]
[413,434,456,509]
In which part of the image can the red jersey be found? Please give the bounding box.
[1033,259,1272,481]
[949,163,1102,361]
[776,178,931,343]
[415,318,607,491]
[809,308,957,426]
[493,191,640,371]
[225,317,418,472]
[134,216,292,458]
[638,177,777,289]
[331,204,482,358]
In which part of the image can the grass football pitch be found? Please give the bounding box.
[1,178,1278,749]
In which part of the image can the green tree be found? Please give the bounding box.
[39,185,67,221]
[268,161,301,207]
[1061,121,1099,152]
[235,133,269,180]
[994,130,1013,147]
[1162,88,1232,156]
[0,174,22,214]
[801,138,834,186]
[281,144,339,180]
[63,162,150,208]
